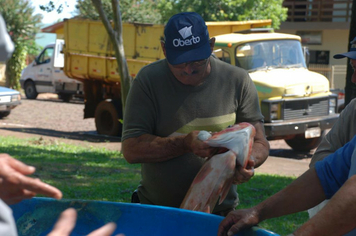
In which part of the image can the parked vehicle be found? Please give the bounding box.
[212,31,339,151]
[0,86,21,118]
[20,40,83,102]
[57,18,338,151]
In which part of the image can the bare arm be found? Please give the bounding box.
[257,168,325,220]
[233,121,269,184]
[250,121,269,168]
[294,175,356,236]
[122,132,219,164]
[123,122,269,166]
[218,168,325,236]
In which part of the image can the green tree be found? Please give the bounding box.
[90,0,131,111]
[157,0,287,29]
[75,0,162,24]
[41,0,159,110]
[0,0,42,89]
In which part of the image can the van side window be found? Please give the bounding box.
[36,47,54,65]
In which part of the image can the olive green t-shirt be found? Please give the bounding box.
[122,56,263,213]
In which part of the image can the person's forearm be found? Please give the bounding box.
[122,134,190,163]
[250,121,269,168]
[251,140,269,168]
[256,168,325,222]
[294,175,356,236]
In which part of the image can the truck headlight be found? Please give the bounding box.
[11,94,21,102]
[329,97,337,114]
[261,100,280,122]
[270,103,279,120]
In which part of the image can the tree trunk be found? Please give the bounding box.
[345,0,356,106]
[91,0,132,112]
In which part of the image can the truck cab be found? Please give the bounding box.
[213,32,339,151]
[20,40,83,102]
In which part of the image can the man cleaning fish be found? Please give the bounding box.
[122,12,269,216]
[181,123,256,213]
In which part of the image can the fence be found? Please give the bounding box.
[283,0,353,22]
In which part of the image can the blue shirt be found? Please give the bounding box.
[315,134,356,198]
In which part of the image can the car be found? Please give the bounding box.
[0,86,21,118]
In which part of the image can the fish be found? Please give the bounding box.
[180,122,256,213]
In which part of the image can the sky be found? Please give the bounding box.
[32,0,78,25]
[31,1,78,48]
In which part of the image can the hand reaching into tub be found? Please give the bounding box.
[48,208,125,236]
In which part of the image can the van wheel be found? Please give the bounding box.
[95,100,122,136]
[24,81,38,99]
[285,131,325,152]
[0,111,10,119]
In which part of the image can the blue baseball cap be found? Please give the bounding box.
[334,37,356,59]
[164,12,211,65]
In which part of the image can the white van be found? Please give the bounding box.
[20,39,83,102]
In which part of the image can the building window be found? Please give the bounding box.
[296,31,322,45]
[309,50,330,65]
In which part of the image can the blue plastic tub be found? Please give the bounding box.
[10,197,279,236]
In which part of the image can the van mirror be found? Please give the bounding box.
[54,39,65,68]
[303,46,310,67]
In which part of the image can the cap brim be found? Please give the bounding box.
[165,41,211,65]
[333,51,356,59]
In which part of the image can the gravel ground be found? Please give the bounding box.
[3,94,96,133]
[2,93,296,149]
[0,94,122,151]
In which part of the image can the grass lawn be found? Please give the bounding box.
[0,136,308,235]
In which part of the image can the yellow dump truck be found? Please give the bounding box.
[60,18,339,151]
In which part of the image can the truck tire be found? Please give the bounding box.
[0,111,10,118]
[24,81,38,99]
[58,93,72,103]
[95,100,122,136]
[284,131,325,152]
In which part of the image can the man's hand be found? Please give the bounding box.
[184,131,220,158]
[47,208,124,236]
[232,157,255,184]
[217,208,260,236]
[0,153,62,204]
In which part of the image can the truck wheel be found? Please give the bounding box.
[284,131,325,152]
[95,100,122,136]
[24,81,38,99]
[0,111,10,119]
[58,93,72,103]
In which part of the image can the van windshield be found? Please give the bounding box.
[235,40,307,71]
